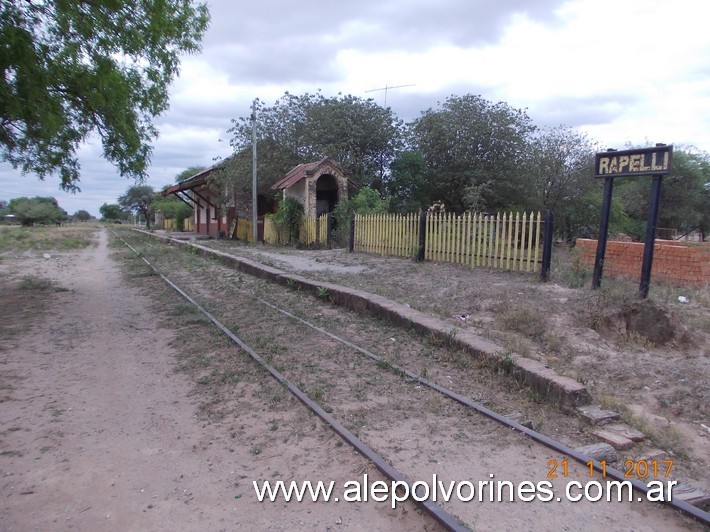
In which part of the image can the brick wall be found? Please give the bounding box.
[576,239,710,286]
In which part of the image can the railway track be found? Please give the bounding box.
[112,228,710,530]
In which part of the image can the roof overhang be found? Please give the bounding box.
[161,164,221,196]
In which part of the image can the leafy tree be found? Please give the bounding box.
[565,188,632,240]
[152,194,193,230]
[0,0,210,191]
[385,151,430,213]
[407,94,535,213]
[331,187,390,245]
[520,127,597,211]
[338,187,390,215]
[658,147,710,238]
[518,126,598,239]
[226,92,404,194]
[210,139,300,207]
[73,209,92,221]
[118,185,155,228]
[99,202,124,221]
[615,147,710,240]
[7,196,66,226]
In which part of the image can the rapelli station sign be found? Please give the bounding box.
[592,144,673,298]
[595,145,672,178]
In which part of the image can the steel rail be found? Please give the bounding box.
[112,230,467,532]
[258,300,710,526]
[119,230,710,527]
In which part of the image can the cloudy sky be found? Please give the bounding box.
[2,0,709,217]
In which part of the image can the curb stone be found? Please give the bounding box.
[137,230,592,409]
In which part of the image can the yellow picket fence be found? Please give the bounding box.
[354,213,420,257]
[264,217,287,245]
[299,213,329,245]
[235,218,253,242]
[354,211,542,272]
[162,217,193,232]
[318,213,328,244]
[426,211,542,272]
[263,213,330,246]
[300,215,316,245]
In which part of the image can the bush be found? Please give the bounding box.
[560,248,592,288]
[152,197,193,231]
[272,197,303,243]
[332,187,390,246]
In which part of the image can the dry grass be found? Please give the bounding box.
[17,275,68,292]
[0,224,96,251]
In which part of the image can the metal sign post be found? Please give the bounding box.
[592,144,672,298]
[251,100,258,245]
[591,174,614,289]
[639,174,664,298]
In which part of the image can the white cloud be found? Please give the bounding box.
[2,0,709,217]
[488,0,710,148]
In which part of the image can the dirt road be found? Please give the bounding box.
[0,228,427,531]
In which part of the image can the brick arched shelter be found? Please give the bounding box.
[271,157,350,217]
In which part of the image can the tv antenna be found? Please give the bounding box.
[365,83,415,107]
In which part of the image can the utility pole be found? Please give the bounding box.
[251,100,257,245]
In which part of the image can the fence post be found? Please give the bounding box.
[417,211,427,261]
[326,213,332,248]
[540,209,554,281]
[348,213,355,252]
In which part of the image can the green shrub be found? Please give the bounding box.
[560,248,591,288]
[272,197,303,243]
[332,187,390,246]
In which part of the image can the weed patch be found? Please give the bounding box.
[498,306,548,341]
[18,276,67,292]
[558,248,591,288]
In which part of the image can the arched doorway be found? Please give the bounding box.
[315,174,339,216]
[272,157,350,218]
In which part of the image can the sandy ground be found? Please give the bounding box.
[0,228,433,531]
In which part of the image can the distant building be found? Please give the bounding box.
[160,156,352,237]
[161,165,228,237]
[160,162,274,238]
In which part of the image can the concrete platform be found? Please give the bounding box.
[151,230,212,240]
